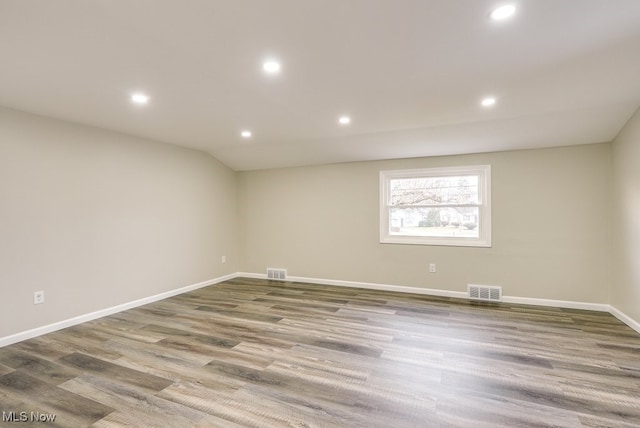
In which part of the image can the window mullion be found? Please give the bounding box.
[389,203,481,209]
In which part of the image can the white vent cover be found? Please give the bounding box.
[468,284,502,302]
[266,268,287,280]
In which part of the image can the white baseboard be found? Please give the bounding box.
[0,273,236,348]
[609,305,640,335]
[245,273,640,334]
[501,296,610,312]
[287,275,471,299]
[238,272,612,312]
[239,271,640,334]
[236,272,468,299]
[3,272,639,348]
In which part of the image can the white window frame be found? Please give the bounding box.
[379,165,492,247]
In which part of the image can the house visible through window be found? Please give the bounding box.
[380,165,491,247]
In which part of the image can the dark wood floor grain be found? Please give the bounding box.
[1,277,640,427]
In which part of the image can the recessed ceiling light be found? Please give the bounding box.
[490,4,516,20]
[339,116,351,125]
[262,60,281,74]
[130,93,150,105]
[241,130,252,138]
[481,97,497,107]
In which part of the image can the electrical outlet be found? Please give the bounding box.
[221,255,226,264]
[429,263,436,273]
[34,290,45,305]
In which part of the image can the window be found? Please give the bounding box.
[380,165,491,247]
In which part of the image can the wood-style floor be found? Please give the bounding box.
[1,278,639,427]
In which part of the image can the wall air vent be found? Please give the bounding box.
[468,284,502,302]
[266,268,287,281]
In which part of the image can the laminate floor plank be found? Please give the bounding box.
[99,335,215,370]
[60,374,206,427]
[112,353,245,394]
[1,278,640,427]
[0,349,79,387]
[0,371,114,426]
[39,335,122,363]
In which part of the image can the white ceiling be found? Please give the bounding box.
[1,0,639,171]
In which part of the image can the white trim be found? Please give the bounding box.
[288,274,467,299]
[236,271,268,280]
[3,272,639,348]
[502,295,609,312]
[239,272,613,313]
[238,271,467,298]
[609,305,640,335]
[250,274,640,332]
[242,272,640,332]
[380,165,492,247]
[0,273,236,348]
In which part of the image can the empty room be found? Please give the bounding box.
[1,1,640,426]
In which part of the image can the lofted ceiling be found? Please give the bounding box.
[1,0,639,171]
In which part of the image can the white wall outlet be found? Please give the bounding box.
[429,263,437,273]
[34,290,45,305]
[221,255,226,264]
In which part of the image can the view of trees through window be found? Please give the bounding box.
[388,175,480,238]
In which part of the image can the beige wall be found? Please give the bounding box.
[238,144,610,303]
[1,104,628,340]
[611,108,640,323]
[0,107,238,337]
